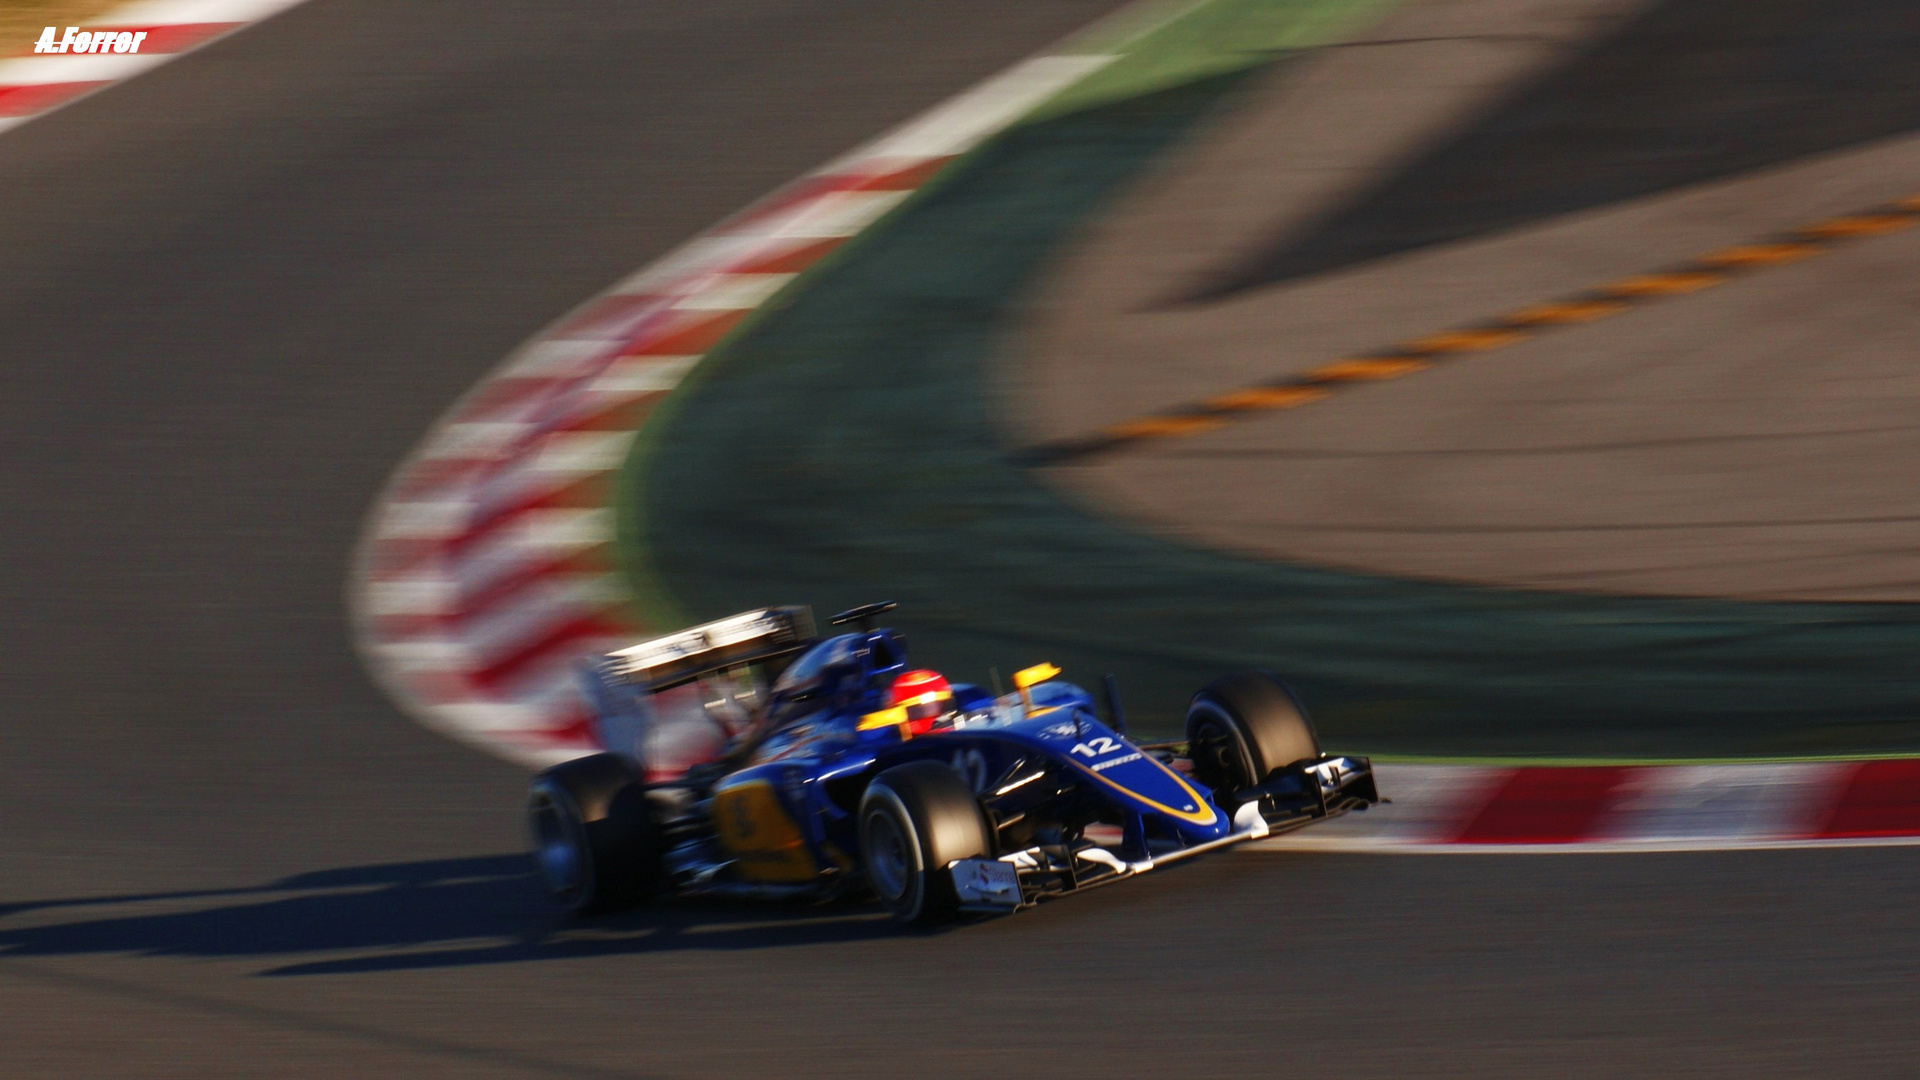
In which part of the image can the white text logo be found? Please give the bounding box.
[33,27,149,54]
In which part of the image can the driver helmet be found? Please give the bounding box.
[888,669,954,735]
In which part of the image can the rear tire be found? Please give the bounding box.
[858,761,992,925]
[526,753,665,914]
[1186,671,1321,800]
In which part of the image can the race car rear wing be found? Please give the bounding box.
[600,606,817,693]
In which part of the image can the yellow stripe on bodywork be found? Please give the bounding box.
[858,705,909,731]
[1070,753,1219,827]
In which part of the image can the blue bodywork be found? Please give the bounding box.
[735,666,1236,874]
[585,618,1374,904]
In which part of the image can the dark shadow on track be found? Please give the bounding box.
[0,856,900,977]
[1189,0,1920,301]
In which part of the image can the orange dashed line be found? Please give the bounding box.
[1304,358,1430,382]
[1403,328,1531,354]
[1027,191,1920,463]
[1505,299,1629,325]
[1106,415,1227,440]
[1205,386,1331,410]
[1696,242,1821,268]
[1601,271,1725,297]
[1798,214,1914,239]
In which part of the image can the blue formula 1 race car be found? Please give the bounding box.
[526,603,1379,924]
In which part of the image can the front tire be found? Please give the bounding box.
[858,761,992,925]
[526,753,664,914]
[1186,671,1321,800]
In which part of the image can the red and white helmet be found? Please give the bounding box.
[888,669,954,735]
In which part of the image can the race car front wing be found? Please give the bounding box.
[952,755,1377,912]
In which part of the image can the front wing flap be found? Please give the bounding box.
[952,755,1378,912]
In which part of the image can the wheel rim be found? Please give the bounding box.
[1189,707,1249,793]
[528,786,585,901]
[864,808,912,902]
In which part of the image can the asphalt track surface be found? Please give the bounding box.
[2,1,1917,1076]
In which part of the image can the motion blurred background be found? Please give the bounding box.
[3,0,1917,1075]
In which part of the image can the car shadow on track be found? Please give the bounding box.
[0,855,906,977]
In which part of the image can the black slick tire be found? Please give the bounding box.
[526,752,664,914]
[1185,671,1321,798]
[858,761,992,925]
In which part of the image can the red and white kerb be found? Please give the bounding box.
[0,0,309,134]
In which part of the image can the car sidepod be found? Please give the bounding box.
[708,759,862,884]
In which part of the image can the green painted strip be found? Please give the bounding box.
[616,0,1391,634]
[1035,0,1399,119]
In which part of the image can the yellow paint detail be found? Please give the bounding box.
[1106,415,1226,440]
[1203,386,1329,411]
[1696,243,1819,267]
[1013,662,1059,714]
[1304,357,1430,382]
[1602,272,1724,297]
[1012,663,1060,690]
[1072,753,1219,827]
[1798,215,1914,239]
[712,779,819,882]
[1505,300,1627,324]
[857,705,909,731]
